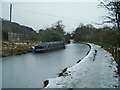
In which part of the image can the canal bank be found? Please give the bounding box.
[44,43,118,88]
[2,41,37,57]
[2,43,90,88]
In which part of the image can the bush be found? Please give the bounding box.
[42,30,65,42]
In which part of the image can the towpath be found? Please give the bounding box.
[44,43,119,88]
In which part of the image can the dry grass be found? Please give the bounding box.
[1,41,37,57]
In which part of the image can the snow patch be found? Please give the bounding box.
[44,43,119,88]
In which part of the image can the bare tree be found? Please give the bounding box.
[99,0,120,29]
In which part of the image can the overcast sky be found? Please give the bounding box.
[1,1,107,32]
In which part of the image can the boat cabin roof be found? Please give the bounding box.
[36,41,64,47]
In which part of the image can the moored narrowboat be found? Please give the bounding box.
[32,41,65,53]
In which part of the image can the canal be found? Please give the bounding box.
[2,43,89,88]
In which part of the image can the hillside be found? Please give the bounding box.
[1,18,37,41]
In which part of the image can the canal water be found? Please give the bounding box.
[2,43,89,88]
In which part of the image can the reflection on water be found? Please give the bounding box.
[2,43,89,88]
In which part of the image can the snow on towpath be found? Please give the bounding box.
[44,43,119,88]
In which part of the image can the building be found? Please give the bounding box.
[8,32,21,41]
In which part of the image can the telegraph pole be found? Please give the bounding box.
[10,4,12,22]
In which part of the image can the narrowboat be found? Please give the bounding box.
[32,41,65,53]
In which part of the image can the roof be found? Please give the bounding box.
[36,41,64,47]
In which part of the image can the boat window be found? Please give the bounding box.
[35,46,45,49]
